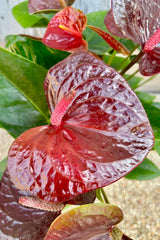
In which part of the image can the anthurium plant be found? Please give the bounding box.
[0,0,160,239]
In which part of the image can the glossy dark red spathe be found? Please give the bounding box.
[8,51,154,203]
[0,170,60,240]
[42,7,88,52]
[105,0,160,76]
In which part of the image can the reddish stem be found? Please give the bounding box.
[87,25,130,55]
[50,90,76,126]
[144,27,160,52]
[120,50,145,75]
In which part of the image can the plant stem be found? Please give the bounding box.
[125,69,139,81]
[117,44,140,71]
[120,50,144,75]
[107,50,116,66]
[59,0,67,8]
[101,188,110,204]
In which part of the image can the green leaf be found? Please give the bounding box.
[125,158,160,180]
[12,1,55,28]
[120,39,138,52]
[0,158,7,180]
[103,54,130,70]
[142,102,160,131]
[127,75,143,89]
[136,91,156,104]
[45,203,123,240]
[83,11,111,55]
[0,47,49,137]
[5,35,70,69]
[154,139,160,156]
[140,101,160,158]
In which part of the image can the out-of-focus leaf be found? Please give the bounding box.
[127,75,143,90]
[154,139,160,156]
[0,47,49,137]
[136,91,156,104]
[0,158,7,180]
[142,101,160,131]
[0,170,60,240]
[5,35,70,69]
[44,203,123,240]
[120,39,138,52]
[12,1,55,28]
[140,101,160,157]
[28,0,75,14]
[125,158,160,180]
[152,102,160,156]
[103,54,130,70]
[83,11,111,55]
[152,102,160,109]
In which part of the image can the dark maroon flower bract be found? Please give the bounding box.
[28,0,75,14]
[105,0,160,76]
[0,170,60,240]
[8,51,154,203]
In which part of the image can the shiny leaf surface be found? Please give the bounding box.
[8,51,154,202]
[44,203,123,240]
[0,170,61,240]
[29,0,75,14]
[105,0,160,76]
[125,158,160,180]
[5,35,70,69]
[43,7,88,51]
[0,47,49,138]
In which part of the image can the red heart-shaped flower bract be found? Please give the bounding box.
[42,7,88,52]
[105,0,160,76]
[8,51,154,203]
